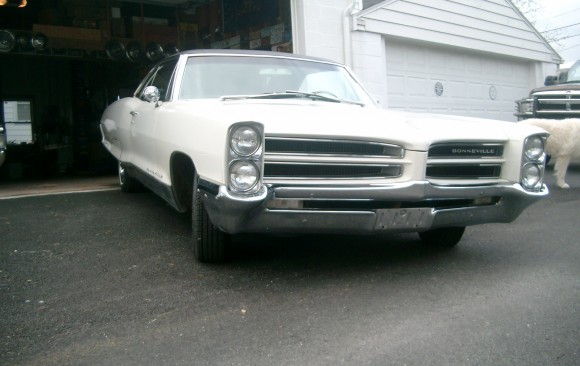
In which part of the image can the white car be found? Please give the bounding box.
[100,49,549,262]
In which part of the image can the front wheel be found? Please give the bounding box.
[118,162,140,193]
[192,176,230,262]
[419,227,465,248]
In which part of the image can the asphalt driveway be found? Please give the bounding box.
[1,167,579,365]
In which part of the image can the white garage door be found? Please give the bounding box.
[385,39,530,121]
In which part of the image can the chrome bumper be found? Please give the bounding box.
[199,180,548,235]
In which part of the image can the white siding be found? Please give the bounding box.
[355,0,561,63]
[291,0,351,63]
[351,31,388,106]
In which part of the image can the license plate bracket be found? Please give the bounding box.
[375,207,434,230]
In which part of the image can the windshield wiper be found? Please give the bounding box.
[221,90,365,106]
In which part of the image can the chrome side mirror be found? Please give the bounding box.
[142,86,160,104]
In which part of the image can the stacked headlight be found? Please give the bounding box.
[227,122,264,194]
[520,134,547,191]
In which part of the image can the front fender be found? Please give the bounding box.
[100,97,142,163]
[155,102,233,186]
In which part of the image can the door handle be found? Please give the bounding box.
[130,111,139,116]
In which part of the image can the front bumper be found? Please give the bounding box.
[199,180,548,235]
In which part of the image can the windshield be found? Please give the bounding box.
[178,55,375,105]
[564,61,580,83]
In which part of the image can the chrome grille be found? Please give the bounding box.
[427,142,504,180]
[535,93,580,119]
[264,137,404,181]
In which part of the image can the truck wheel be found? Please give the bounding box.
[192,176,229,262]
[118,162,140,193]
[419,227,465,248]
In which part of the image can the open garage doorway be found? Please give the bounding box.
[0,0,292,181]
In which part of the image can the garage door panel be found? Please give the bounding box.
[449,80,468,98]
[407,48,428,67]
[387,75,406,95]
[429,52,446,69]
[408,77,429,96]
[448,57,466,73]
[466,56,483,73]
[467,83,485,99]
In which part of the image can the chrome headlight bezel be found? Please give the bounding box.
[229,160,260,192]
[520,134,547,191]
[524,135,544,161]
[521,162,542,190]
[230,125,261,156]
[227,122,264,195]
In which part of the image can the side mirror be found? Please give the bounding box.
[558,71,568,83]
[544,75,557,86]
[142,86,160,104]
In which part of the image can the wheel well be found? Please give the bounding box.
[170,153,195,212]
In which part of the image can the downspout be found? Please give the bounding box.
[342,0,362,67]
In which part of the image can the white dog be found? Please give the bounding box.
[521,118,580,188]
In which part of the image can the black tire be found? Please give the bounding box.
[192,176,230,262]
[419,227,465,248]
[118,162,140,193]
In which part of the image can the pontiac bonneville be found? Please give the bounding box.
[100,49,549,262]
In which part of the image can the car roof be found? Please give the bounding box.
[174,49,342,66]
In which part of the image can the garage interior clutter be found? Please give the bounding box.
[0,0,291,180]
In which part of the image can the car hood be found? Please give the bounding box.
[175,99,530,151]
[530,82,580,94]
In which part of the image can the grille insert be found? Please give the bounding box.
[429,143,503,158]
[266,138,404,157]
[264,163,402,179]
[426,164,502,179]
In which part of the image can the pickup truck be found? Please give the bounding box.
[515,60,580,120]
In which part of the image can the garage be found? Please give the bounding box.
[0,0,292,181]
[384,38,531,121]
[351,0,562,121]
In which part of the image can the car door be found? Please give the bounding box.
[130,59,178,181]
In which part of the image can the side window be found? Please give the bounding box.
[140,59,178,101]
